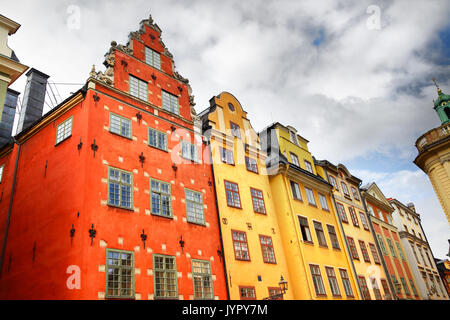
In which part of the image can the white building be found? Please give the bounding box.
[389,199,449,300]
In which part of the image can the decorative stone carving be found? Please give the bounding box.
[174,71,189,84]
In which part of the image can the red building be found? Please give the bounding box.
[0,15,228,300]
[361,183,420,300]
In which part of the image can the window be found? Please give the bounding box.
[191,260,213,300]
[228,103,235,112]
[304,160,313,173]
[371,277,382,300]
[0,165,4,183]
[154,254,178,299]
[55,117,73,145]
[225,181,241,208]
[110,113,131,139]
[400,278,410,296]
[359,240,371,263]
[348,207,359,227]
[145,47,161,70]
[391,275,401,294]
[290,153,300,166]
[377,234,387,255]
[185,189,205,225]
[409,279,418,297]
[381,279,392,300]
[318,193,329,211]
[289,131,298,145]
[245,157,258,173]
[386,214,393,225]
[129,75,148,101]
[387,239,397,258]
[314,221,328,247]
[339,269,354,298]
[336,202,348,223]
[425,250,433,266]
[230,122,241,139]
[367,205,375,216]
[290,181,302,201]
[232,231,250,261]
[305,187,316,206]
[250,188,266,214]
[239,286,256,300]
[310,264,326,296]
[351,187,360,201]
[108,167,133,209]
[396,242,405,260]
[148,128,168,151]
[327,225,340,250]
[298,216,313,243]
[358,276,371,300]
[219,147,234,165]
[369,243,381,264]
[328,175,339,190]
[347,237,359,260]
[181,140,198,162]
[341,182,350,197]
[151,179,172,218]
[359,212,369,230]
[325,267,341,297]
[259,235,276,264]
[161,90,179,115]
[106,249,134,299]
[268,287,283,300]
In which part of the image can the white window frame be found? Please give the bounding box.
[145,47,161,70]
[129,75,148,101]
[55,116,73,145]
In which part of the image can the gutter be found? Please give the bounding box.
[205,130,230,300]
[0,140,21,277]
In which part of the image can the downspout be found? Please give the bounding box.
[0,140,21,278]
[280,162,315,300]
[360,187,398,300]
[206,137,230,300]
[322,168,363,300]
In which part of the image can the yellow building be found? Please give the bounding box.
[199,93,293,300]
[259,123,360,300]
[315,161,393,300]
[414,84,450,225]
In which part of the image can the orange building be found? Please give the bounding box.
[0,15,228,300]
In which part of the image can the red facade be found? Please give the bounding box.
[0,18,227,300]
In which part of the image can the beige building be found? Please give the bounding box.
[414,85,450,225]
[316,161,392,300]
[0,14,28,121]
[388,199,449,300]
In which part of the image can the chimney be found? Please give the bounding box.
[17,68,49,133]
[407,202,415,212]
[0,88,20,146]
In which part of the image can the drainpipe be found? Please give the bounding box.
[0,140,21,278]
[322,168,363,300]
[280,162,315,300]
[205,136,230,300]
[360,187,398,300]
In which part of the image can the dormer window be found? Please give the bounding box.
[145,47,161,70]
[290,131,298,145]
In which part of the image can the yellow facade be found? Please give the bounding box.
[200,93,293,300]
[316,161,392,300]
[259,123,360,300]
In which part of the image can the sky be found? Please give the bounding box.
[2,0,450,258]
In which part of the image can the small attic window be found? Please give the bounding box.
[228,103,235,111]
[289,131,298,145]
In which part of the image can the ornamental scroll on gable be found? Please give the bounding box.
[89,14,198,116]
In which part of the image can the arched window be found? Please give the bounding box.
[444,106,450,119]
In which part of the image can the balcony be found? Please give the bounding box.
[415,123,450,153]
